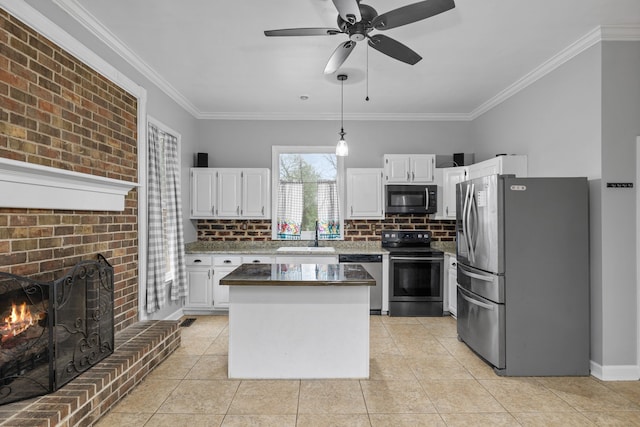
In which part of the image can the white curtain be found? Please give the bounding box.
[146,123,187,314]
[277,182,303,240]
[317,181,340,239]
[146,125,165,313]
[164,133,187,302]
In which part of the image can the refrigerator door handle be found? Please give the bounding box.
[462,184,472,260]
[458,264,493,282]
[459,289,495,310]
[467,183,476,263]
[469,184,479,259]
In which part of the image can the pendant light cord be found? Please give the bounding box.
[341,77,344,131]
[366,44,370,101]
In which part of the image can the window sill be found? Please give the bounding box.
[0,158,139,211]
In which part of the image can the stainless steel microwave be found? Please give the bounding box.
[386,185,438,214]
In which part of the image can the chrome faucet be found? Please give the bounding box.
[314,220,319,247]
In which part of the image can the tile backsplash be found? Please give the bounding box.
[196,215,455,242]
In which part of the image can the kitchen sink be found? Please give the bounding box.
[276,246,336,253]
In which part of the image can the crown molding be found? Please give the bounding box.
[196,111,473,121]
[470,25,640,119]
[601,25,640,41]
[53,0,200,117]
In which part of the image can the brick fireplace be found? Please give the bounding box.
[0,8,139,333]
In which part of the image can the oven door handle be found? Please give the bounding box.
[390,256,443,262]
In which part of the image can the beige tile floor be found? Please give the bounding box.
[96,315,640,426]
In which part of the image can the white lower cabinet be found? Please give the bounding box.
[447,254,458,317]
[213,255,242,309]
[185,255,213,311]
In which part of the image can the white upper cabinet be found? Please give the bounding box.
[441,166,468,219]
[190,168,270,219]
[217,169,242,218]
[467,155,527,180]
[384,154,435,184]
[190,168,216,218]
[346,168,384,219]
[242,169,270,218]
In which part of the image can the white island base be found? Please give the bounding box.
[228,285,370,379]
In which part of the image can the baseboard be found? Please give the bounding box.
[590,360,640,381]
[164,307,185,321]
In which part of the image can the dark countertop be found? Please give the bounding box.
[220,263,375,287]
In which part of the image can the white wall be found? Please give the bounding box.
[472,45,602,179]
[194,120,474,169]
[600,41,640,368]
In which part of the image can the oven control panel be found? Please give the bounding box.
[381,229,432,247]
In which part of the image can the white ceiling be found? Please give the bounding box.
[53,0,640,120]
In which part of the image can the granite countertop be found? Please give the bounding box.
[220,263,375,287]
[185,240,387,255]
[185,240,457,256]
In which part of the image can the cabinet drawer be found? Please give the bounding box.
[241,255,274,264]
[214,256,242,266]
[186,255,212,267]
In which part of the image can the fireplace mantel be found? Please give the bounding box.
[0,157,139,212]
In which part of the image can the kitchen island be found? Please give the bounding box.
[221,263,374,379]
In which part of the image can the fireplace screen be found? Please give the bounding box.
[0,255,114,406]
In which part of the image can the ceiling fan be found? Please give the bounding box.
[264,0,456,74]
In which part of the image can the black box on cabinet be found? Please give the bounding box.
[453,153,474,166]
[195,153,208,167]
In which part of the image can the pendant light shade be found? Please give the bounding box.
[336,74,348,157]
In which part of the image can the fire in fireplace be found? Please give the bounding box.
[0,255,114,406]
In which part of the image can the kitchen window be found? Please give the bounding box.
[271,146,345,241]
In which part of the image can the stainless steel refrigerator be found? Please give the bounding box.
[456,174,589,376]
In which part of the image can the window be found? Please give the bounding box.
[271,146,345,241]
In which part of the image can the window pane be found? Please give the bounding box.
[275,149,342,240]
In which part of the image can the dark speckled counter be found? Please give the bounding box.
[221,263,375,287]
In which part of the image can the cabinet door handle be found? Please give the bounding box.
[194,259,202,263]
[261,206,264,215]
[252,260,260,263]
[224,260,232,264]
[406,171,410,181]
[236,206,240,215]
[446,206,448,216]
[351,206,353,215]
[412,171,415,181]
[208,270,211,279]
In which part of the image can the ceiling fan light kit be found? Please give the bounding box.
[264,0,456,74]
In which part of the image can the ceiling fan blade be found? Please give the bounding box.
[372,0,455,31]
[264,28,342,37]
[324,41,356,74]
[368,34,422,65]
[332,0,362,24]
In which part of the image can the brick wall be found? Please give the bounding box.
[196,216,456,242]
[0,10,139,332]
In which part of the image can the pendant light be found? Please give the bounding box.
[335,74,349,156]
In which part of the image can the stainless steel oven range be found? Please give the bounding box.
[382,230,444,317]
